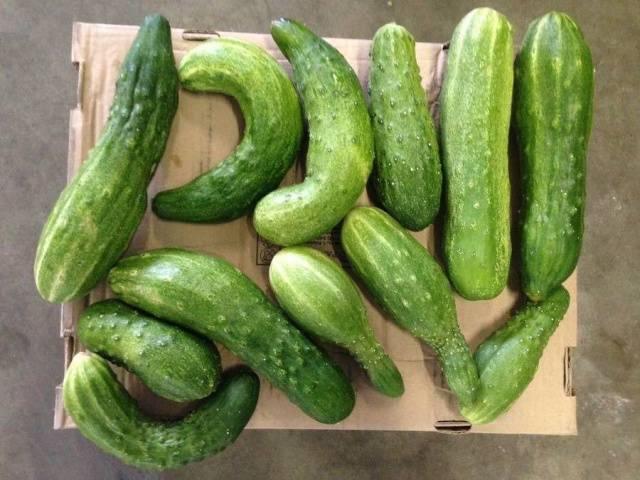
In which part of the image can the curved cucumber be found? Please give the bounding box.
[253,19,374,246]
[515,12,594,302]
[269,246,404,397]
[440,8,513,300]
[63,352,259,470]
[461,287,570,424]
[108,248,355,424]
[341,207,479,408]
[77,299,221,402]
[34,15,178,303]
[369,23,441,230]
[152,38,303,223]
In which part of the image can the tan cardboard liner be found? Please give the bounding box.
[54,22,577,434]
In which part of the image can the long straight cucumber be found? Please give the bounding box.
[369,23,441,230]
[152,38,302,223]
[515,12,594,301]
[253,19,373,246]
[341,207,479,408]
[440,8,514,300]
[108,248,355,424]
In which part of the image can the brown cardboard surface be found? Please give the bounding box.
[53,22,577,434]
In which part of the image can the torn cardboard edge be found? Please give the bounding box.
[54,22,577,435]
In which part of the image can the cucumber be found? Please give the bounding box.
[34,15,178,303]
[515,12,594,302]
[461,287,570,424]
[341,207,479,408]
[368,23,441,230]
[108,248,355,424]
[253,19,374,246]
[63,352,259,470]
[77,299,221,402]
[440,8,513,300]
[269,246,404,397]
[152,38,303,223]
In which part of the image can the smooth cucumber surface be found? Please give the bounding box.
[515,12,594,302]
[369,23,441,230]
[108,248,355,424]
[34,15,178,303]
[63,353,259,470]
[341,207,479,408]
[253,19,374,246]
[461,287,570,424]
[269,246,404,397]
[152,38,302,223]
[440,8,513,300]
[77,299,221,402]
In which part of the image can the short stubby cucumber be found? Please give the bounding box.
[515,12,594,302]
[152,38,303,223]
[461,287,570,424]
[108,248,355,424]
[341,207,479,408]
[440,8,513,300]
[369,23,442,230]
[269,246,404,397]
[63,352,259,470]
[77,299,221,402]
[34,15,178,303]
[253,19,374,246]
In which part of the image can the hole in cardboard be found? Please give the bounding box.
[434,420,472,434]
[182,30,221,41]
[564,346,575,397]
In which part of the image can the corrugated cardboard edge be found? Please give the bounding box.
[53,23,578,435]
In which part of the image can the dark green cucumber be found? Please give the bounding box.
[341,207,479,408]
[515,12,594,302]
[368,23,441,230]
[269,246,404,397]
[63,352,259,470]
[440,8,513,300]
[253,19,374,246]
[77,299,221,402]
[152,38,302,223]
[108,248,355,424]
[461,287,570,424]
[34,15,178,303]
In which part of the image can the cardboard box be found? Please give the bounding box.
[53,22,577,434]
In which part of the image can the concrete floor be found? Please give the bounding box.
[1,0,638,478]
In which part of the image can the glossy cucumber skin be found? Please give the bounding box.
[461,287,570,424]
[341,207,479,408]
[253,19,374,246]
[369,23,441,230]
[440,8,513,300]
[515,12,594,302]
[108,248,355,424]
[77,299,221,402]
[269,246,404,397]
[34,15,178,303]
[152,38,302,223]
[63,352,259,470]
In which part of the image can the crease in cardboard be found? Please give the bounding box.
[54,22,578,435]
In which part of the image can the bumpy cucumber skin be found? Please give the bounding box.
[63,352,259,470]
[253,19,374,246]
[34,15,178,303]
[77,299,221,402]
[461,287,570,424]
[341,207,479,408]
[369,23,441,231]
[440,8,513,300]
[152,38,302,223]
[108,248,355,424]
[269,246,404,397]
[515,12,594,302]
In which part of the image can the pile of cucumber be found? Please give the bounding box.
[35,8,593,470]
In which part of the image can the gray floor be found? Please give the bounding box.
[1,0,639,479]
